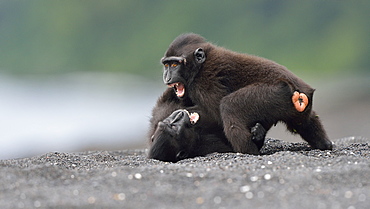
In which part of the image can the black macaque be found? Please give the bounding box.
[148,108,266,163]
[148,86,266,162]
[148,109,230,162]
[159,33,333,155]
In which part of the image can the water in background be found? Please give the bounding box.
[0,72,369,159]
[0,72,162,159]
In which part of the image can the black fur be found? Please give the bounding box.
[148,109,233,162]
[148,108,265,162]
[158,33,333,155]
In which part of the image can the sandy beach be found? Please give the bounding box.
[0,137,369,209]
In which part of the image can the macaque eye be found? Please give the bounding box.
[171,63,178,67]
[164,63,169,68]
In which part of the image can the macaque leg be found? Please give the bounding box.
[287,111,333,150]
[220,86,275,154]
[222,116,260,154]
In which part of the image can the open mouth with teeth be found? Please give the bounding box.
[168,82,185,98]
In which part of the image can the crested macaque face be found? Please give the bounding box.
[161,46,206,99]
[162,57,186,98]
[148,109,199,162]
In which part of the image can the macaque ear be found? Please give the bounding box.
[194,48,206,64]
[189,112,200,124]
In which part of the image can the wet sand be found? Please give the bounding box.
[0,137,369,209]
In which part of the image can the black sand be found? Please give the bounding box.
[1,137,369,209]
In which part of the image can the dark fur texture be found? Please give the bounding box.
[159,33,333,154]
[148,109,233,162]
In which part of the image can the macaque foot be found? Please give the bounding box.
[251,123,267,150]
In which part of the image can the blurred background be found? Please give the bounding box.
[0,0,369,159]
